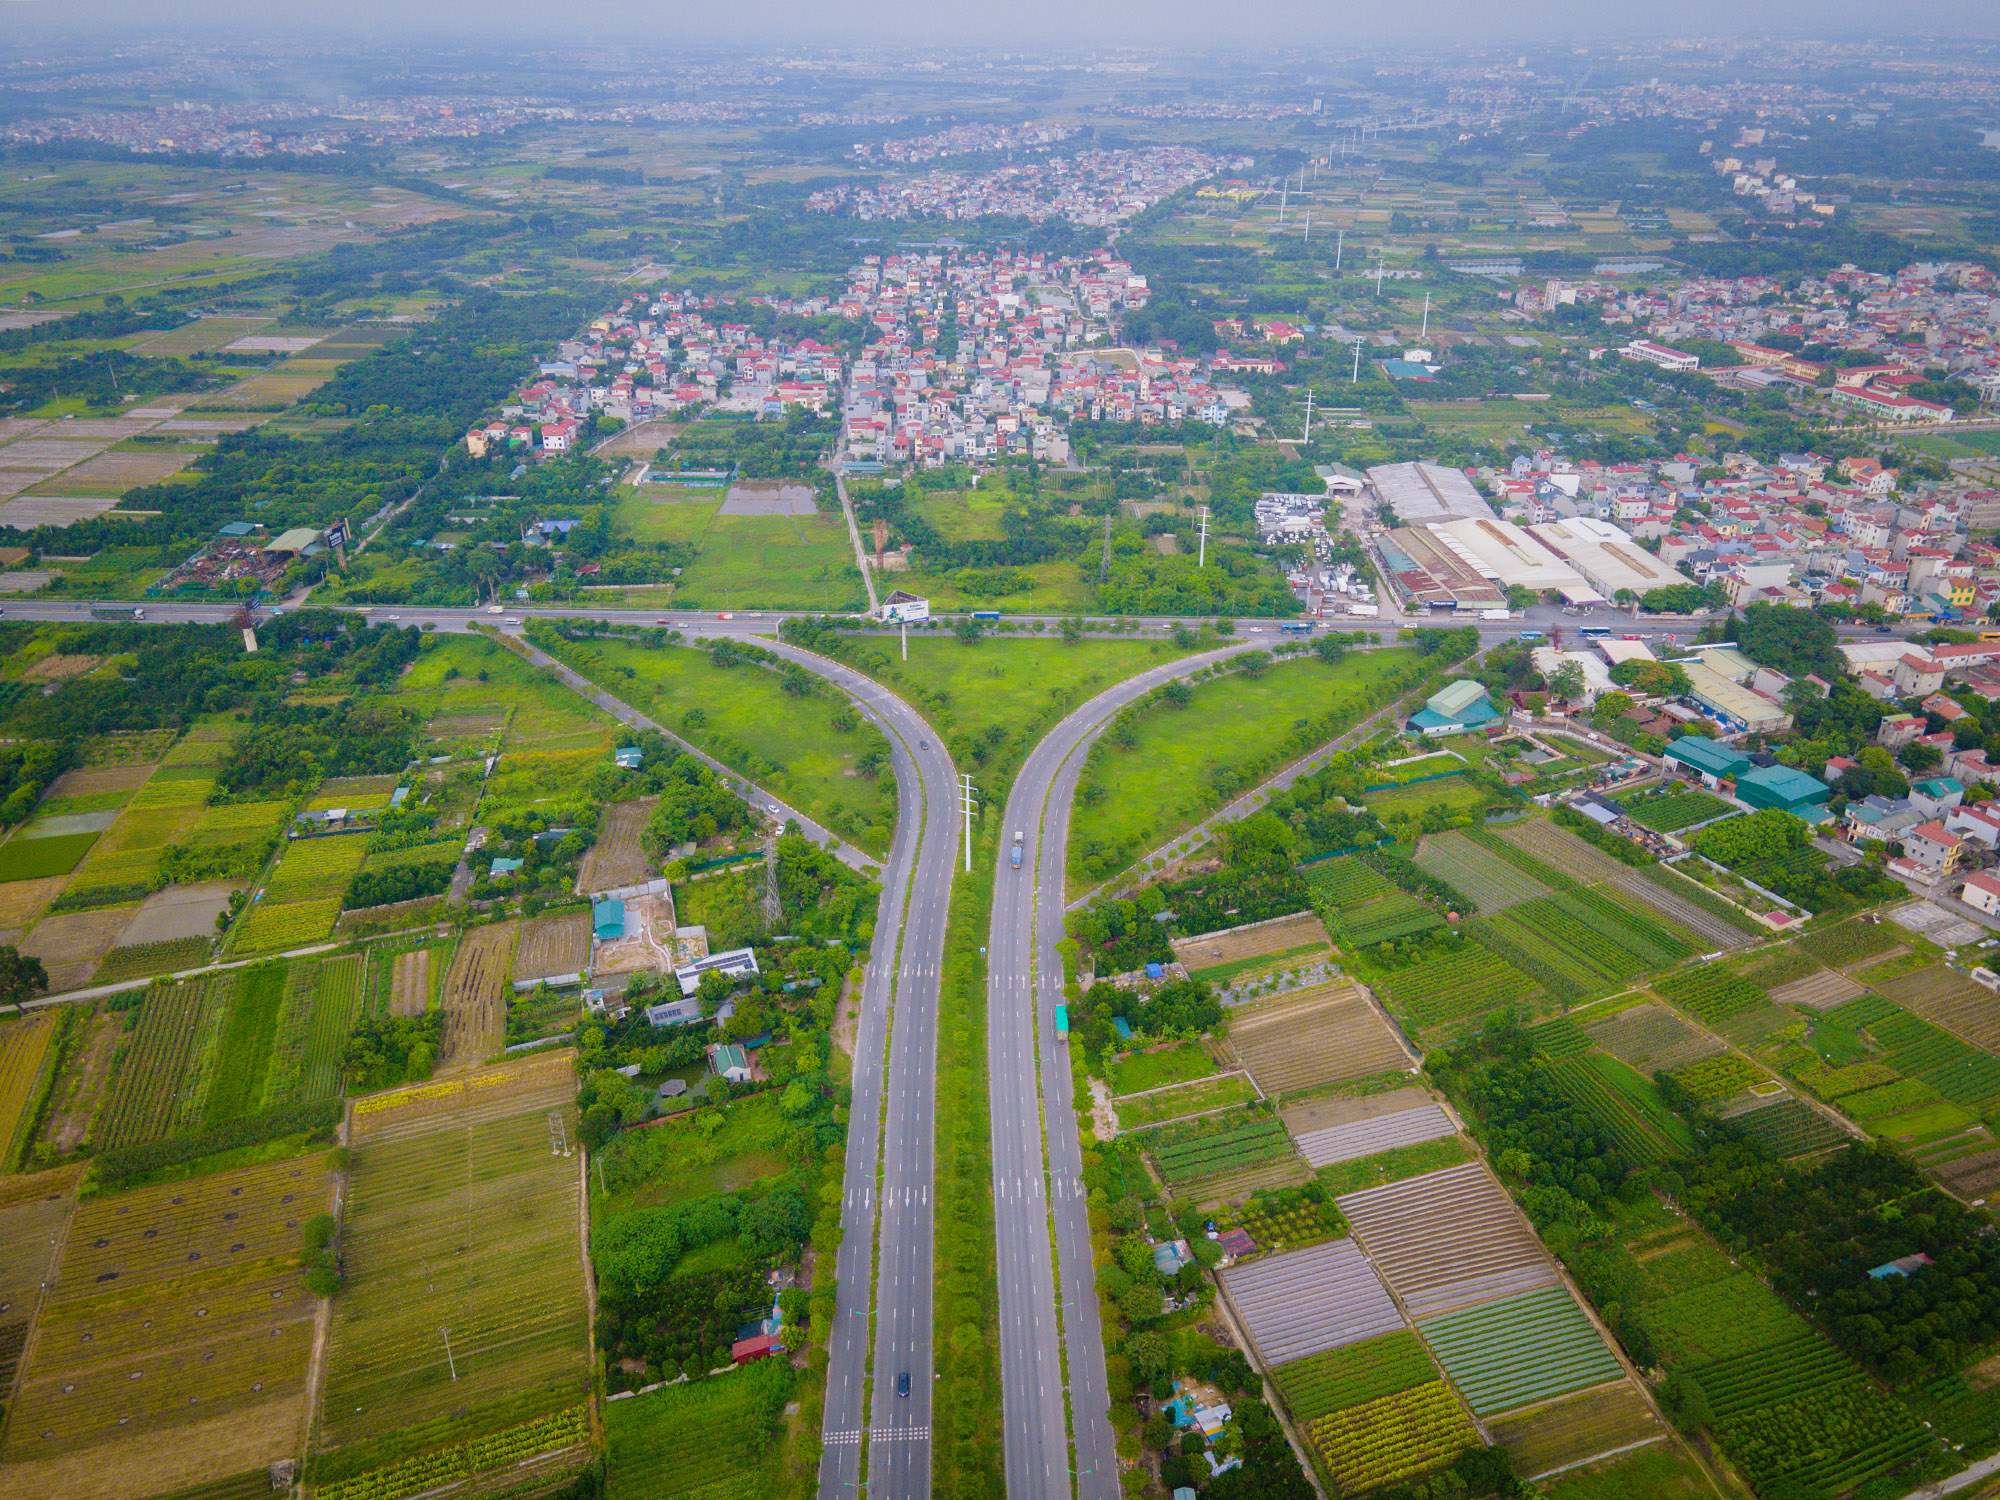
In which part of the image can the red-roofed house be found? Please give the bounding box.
[1905,820,1965,875]
[1960,871,2000,916]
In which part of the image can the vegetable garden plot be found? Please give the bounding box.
[0,1011,55,1161]
[603,1363,790,1500]
[1144,1115,1296,1186]
[576,797,653,896]
[1305,859,1399,912]
[1219,1238,1406,1366]
[1583,1002,1721,1075]
[1290,1105,1457,1170]
[1337,1163,1559,1321]
[321,1407,590,1500]
[262,836,368,903]
[1798,918,1902,970]
[1473,887,1695,1003]
[1220,982,1414,1095]
[1878,965,2000,1053]
[1173,911,1332,974]
[1827,992,1901,1030]
[1416,1284,1625,1417]
[95,974,235,1150]
[1866,1010,2000,1106]
[1412,830,1551,911]
[232,896,341,957]
[1371,943,1544,1036]
[1545,1058,1683,1166]
[1333,890,1442,946]
[1671,1055,1768,1099]
[1307,1380,1481,1496]
[1690,1331,1935,1495]
[1272,1329,1438,1427]
[1496,819,1629,884]
[1609,867,1757,948]
[1628,1243,1802,1366]
[321,1058,587,1451]
[1730,1099,1851,1158]
[438,920,515,1068]
[1527,1016,1590,1058]
[1933,1145,2000,1202]
[1656,969,1769,1027]
[1623,790,1734,833]
[1488,1382,1665,1480]
[1767,967,1865,1011]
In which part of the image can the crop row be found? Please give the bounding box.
[1842,1077,1941,1120]
[1874,1017,2000,1105]
[1562,887,1699,968]
[97,975,228,1149]
[301,955,363,1102]
[1469,914,1601,1003]
[1527,1017,1590,1058]
[1586,1053,1698,1150]
[234,897,342,957]
[1306,860,1398,911]
[1713,1377,1932,1491]
[1373,944,1543,1031]
[1338,893,1443,946]
[263,835,369,902]
[1624,790,1734,833]
[1692,1332,1852,1418]
[1672,1054,1768,1099]
[1546,1058,1674,1166]
[1307,1380,1478,1494]
[1415,1284,1624,1417]
[1272,1331,1435,1426]
[1658,969,1769,1025]
[1791,1059,1899,1100]
[316,1406,589,1500]
[260,960,322,1109]
[1463,826,1577,891]
[1827,993,1902,1029]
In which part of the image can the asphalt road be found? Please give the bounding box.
[986,645,1252,1500]
[756,640,955,1500]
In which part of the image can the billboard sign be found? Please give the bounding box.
[878,591,930,625]
[324,519,351,551]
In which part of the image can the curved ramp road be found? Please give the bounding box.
[759,643,956,1500]
[986,646,1251,1500]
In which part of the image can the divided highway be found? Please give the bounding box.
[987,646,1251,1500]
[763,641,959,1500]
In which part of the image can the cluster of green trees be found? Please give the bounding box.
[1071,976,1223,1059]
[0,349,226,415]
[341,1009,442,1091]
[0,739,73,826]
[1730,602,1845,678]
[217,697,420,799]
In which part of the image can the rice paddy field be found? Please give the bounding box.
[318,1052,588,1456]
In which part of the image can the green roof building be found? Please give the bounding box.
[1736,764,1833,815]
[1663,736,1751,787]
[1408,678,1500,736]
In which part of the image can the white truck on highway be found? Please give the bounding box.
[1009,831,1024,868]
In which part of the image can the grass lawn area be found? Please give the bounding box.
[1363,776,1494,820]
[1068,649,1421,888]
[862,633,1196,791]
[1111,1042,1217,1095]
[886,560,1096,614]
[563,636,895,855]
[595,1091,792,1213]
[397,633,615,749]
[613,491,866,612]
[1872,1101,1978,1144]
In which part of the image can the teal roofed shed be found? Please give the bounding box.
[593,898,625,941]
[1663,735,1751,783]
[1736,764,1833,814]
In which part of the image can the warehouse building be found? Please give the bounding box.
[1427,517,1603,604]
[1408,678,1502,735]
[1663,736,1752,787]
[1735,764,1833,817]
[1527,517,1688,601]
[1682,660,1793,736]
[1368,461,1496,524]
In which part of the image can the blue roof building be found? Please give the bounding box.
[593,897,626,941]
[1409,679,1500,736]
[489,857,524,879]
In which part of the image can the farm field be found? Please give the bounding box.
[1142,1111,1298,1187]
[1412,829,1551,911]
[577,797,652,894]
[1583,1001,1721,1075]
[1878,965,2000,1053]
[1171,910,1331,982]
[1314,1136,1472,1197]
[1369,942,1544,1038]
[1487,1383,1665,1478]
[437,921,515,1067]
[1622,790,1734,833]
[364,934,454,1019]
[1305,1379,1480,1495]
[1539,1445,1716,1500]
[318,1052,587,1455]
[602,1361,793,1500]
[515,910,591,985]
[1730,1099,1852,1157]
[1625,1235,1809,1366]
[0,1010,57,1162]
[1337,1163,1558,1321]
[1270,1329,1437,1427]
[95,973,235,1149]
[1471,885,1698,1004]
[1414,1284,1625,1417]
[1112,1072,1256,1130]
[1288,1103,1456,1170]
[1614,865,1761,946]
[1767,967,1865,1011]
[231,897,341,958]
[0,1168,80,1394]
[295,955,362,1104]
[316,1406,591,1500]
[1219,1238,1405,1366]
[1496,818,1630,882]
[1798,918,1904,970]
[1546,1055,1689,1165]
[262,835,369,904]
[1,1156,330,1498]
[1866,1008,2000,1106]
[1220,981,1412,1094]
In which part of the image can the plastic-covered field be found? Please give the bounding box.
[1338,1163,1558,1320]
[1219,1238,1404,1366]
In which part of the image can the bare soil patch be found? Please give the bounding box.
[0,875,65,928]
[18,654,100,684]
[1219,981,1414,1095]
[1767,968,1865,1011]
[516,910,591,984]
[592,892,680,974]
[21,909,133,993]
[389,949,431,1017]
[1171,911,1331,971]
[438,920,514,1067]
[1279,1084,1435,1136]
[577,798,653,894]
[113,881,235,946]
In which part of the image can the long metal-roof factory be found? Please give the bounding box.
[1368,461,1610,610]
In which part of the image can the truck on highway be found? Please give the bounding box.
[1479,608,1512,621]
[971,610,1001,621]
[1010,831,1024,868]
[90,606,143,621]
[1054,1004,1069,1042]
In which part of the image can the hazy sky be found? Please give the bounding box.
[6,0,2000,48]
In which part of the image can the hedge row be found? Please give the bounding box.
[91,1098,342,1191]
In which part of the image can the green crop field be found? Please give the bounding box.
[1547,1058,1676,1165]
[397,634,615,751]
[1657,968,1770,1026]
[1733,1100,1851,1157]
[1069,649,1421,886]
[603,1360,794,1500]
[1272,1330,1437,1425]
[96,973,235,1149]
[544,635,896,855]
[1416,1286,1623,1416]
[233,896,342,956]
[1623,790,1734,833]
[1630,1240,1807,1366]
[1412,829,1552,910]
[1370,943,1543,1034]
[1798,919,1903,969]
[1671,1054,1768,1099]
[263,836,369,903]
[318,1407,590,1500]
[0,831,99,881]
[1313,1135,1470,1197]
[319,1054,589,1454]
[1114,1073,1257,1129]
[201,962,288,1126]
[1866,1011,2000,1106]
[1145,1115,1295,1184]
[1306,1380,1480,1494]
[1472,886,1697,1003]
[1527,1016,1591,1057]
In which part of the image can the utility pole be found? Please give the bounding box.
[1197,506,1210,569]
[441,1327,458,1382]
[1335,228,1343,271]
[959,773,977,872]
[1298,387,1317,444]
[1352,338,1364,383]
[1375,248,1386,297]
[1096,513,1113,586]
[1421,292,1431,340]
[1302,209,1311,244]
[1277,182,1288,225]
